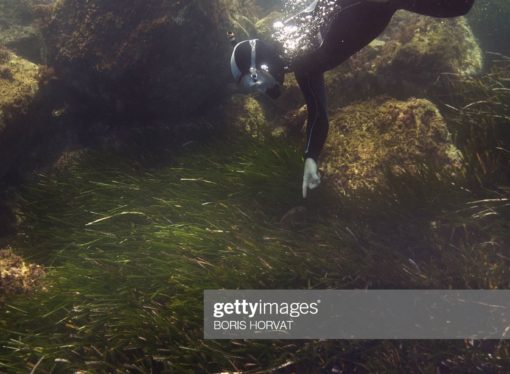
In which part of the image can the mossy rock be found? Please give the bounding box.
[219,93,270,139]
[0,247,45,301]
[219,72,306,139]
[0,0,48,63]
[382,12,481,77]
[325,12,482,106]
[0,49,39,109]
[0,49,41,179]
[42,0,248,121]
[322,97,464,192]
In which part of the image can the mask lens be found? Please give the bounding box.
[240,70,280,98]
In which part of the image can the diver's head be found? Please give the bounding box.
[230,39,285,99]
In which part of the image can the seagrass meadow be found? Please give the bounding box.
[1,60,510,370]
[0,0,510,373]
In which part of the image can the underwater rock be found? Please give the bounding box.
[51,148,88,171]
[324,12,482,105]
[0,48,40,179]
[42,0,247,122]
[0,48,62,185]
[0,0,48,63]
[322,97,464,192]
[218,87,305,140]
[218,72,304,139]
[219,93,271,139]
[0,246,45,301]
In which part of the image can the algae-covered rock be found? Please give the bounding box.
[0,247,45,301]
[218,83,305,140]
[322,97,463,192]
[0,48,41,179]
[0,0,48,63]
[219,70,307,139]
[42,0,246,121]
[221,94,270,139]
[324,12,482,106]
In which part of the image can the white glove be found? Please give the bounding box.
[302,158,321,199]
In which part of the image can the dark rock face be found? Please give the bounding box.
[0,0,264,189]
[43,0,237,121]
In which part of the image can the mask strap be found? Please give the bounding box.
[249,39,258,81]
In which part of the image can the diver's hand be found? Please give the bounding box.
[302,158,321,199]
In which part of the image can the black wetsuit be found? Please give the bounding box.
[294,0,475,162]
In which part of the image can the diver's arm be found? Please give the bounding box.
[295,69,329,197]
[296,70,329,163]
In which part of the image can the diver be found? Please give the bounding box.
[229,0,475,198]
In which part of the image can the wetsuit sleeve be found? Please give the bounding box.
[295,69,329,162]
[394,0,474,17]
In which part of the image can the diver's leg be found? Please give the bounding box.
[315,0,397,71]
[295,69,329,162]
[394,0,474,18]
